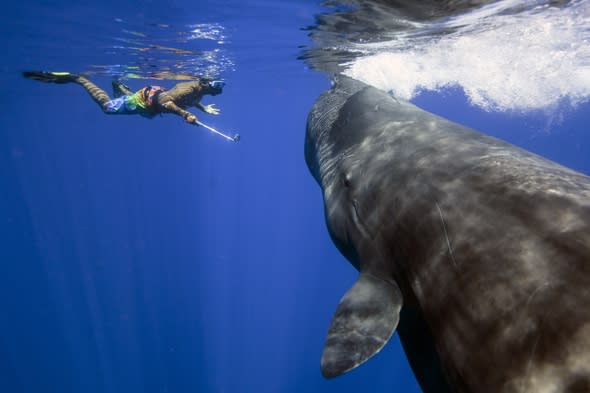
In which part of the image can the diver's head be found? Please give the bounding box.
[200,78,225,96]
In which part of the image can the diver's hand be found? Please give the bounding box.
[184,114,198,124]
[203,104,220,115]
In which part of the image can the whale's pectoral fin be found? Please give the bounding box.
[321,273,403,378]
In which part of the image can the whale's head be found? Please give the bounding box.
[305,76,374,266]
[305,76,369,185]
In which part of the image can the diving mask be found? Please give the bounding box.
[208,80,225,90]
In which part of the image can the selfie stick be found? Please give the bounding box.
[195,121,240,142]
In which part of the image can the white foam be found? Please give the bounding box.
[342,0,590,112]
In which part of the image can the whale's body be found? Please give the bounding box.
[305,76,590,393]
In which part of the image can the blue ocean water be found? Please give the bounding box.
[1,1,588,393]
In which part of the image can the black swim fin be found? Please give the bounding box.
[23,71,79,84]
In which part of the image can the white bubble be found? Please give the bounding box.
[342,0,590,112]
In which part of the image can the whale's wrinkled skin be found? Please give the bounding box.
[305,76,590,393]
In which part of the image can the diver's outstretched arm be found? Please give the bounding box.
[157,94,197,123]
[195,102,220,115]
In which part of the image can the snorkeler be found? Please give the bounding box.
[22,71,224,124]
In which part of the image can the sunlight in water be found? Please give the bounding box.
[91,19,234,80]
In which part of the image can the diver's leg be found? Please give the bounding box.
[23,71,120,114]
[112,77,133,98]
[72,76,113,112]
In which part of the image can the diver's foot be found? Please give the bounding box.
[112,77,132,97]
[23,71,79,84]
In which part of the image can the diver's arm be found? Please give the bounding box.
[158,99,197,123]
[195,102,221,115]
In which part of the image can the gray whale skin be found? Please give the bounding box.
[305,76,590,393]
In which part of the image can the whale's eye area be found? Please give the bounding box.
[342,174,351,188]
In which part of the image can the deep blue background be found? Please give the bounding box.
[1,1,588,393]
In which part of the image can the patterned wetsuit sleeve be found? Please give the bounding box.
[156,92,194,120]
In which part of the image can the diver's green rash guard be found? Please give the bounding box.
[126,90,149,111]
